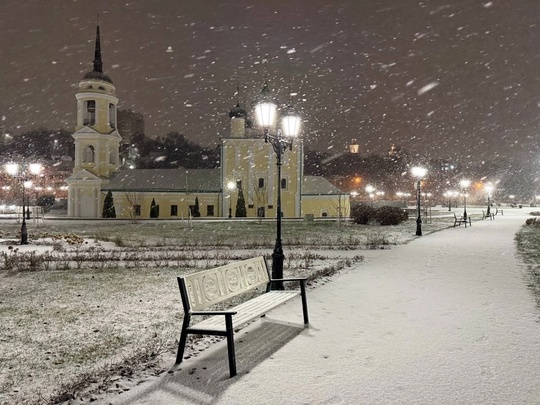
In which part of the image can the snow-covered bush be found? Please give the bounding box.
[374,206,409,226]
[351,204,375,224]
[351,205,408,226]
[525,217,540,226]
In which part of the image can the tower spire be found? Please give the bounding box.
[93,20,103,73]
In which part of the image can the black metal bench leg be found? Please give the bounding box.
[225,314,237,377]
[300,281,309,324]
[175,316,191,364]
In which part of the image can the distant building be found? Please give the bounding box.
[66,24,348,219]
[349,139,359,154]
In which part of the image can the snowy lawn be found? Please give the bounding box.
[0,217,455,404]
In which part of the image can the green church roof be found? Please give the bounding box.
[302,176,347,195]
[102,169,345,196]
[103,168,221,193]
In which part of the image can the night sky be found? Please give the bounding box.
[0,0,538,163]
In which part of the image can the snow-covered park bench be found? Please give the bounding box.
[175,256,309,377]
[453,213,471,227]
[482,210,495,220]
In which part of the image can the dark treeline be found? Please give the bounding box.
[2,128,538,201]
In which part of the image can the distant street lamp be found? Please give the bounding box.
[460,179,471,219]
[4,162,43,244]
[444,191,451,211]
[484,183,494,217]
[411,166,427,236]
[253,81,301,290]
[365,185,375,207]
[226,181,236,218]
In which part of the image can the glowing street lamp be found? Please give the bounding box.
[253,81,301,290]
[365,185,375,206]
[4,162,43,244]
[411,166,427,236]
[460,179,471,219]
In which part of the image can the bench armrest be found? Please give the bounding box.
[270,277,307,283]
[191,310,238,316]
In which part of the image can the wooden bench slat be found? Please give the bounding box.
[189,291,300,331]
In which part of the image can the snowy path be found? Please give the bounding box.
[114,210,540,405]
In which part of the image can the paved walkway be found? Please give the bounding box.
[114,209,540,405]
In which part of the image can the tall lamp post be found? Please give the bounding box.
[460,179,471,219]
[253,81,301,290]
[4,162,42,245]
[411,166,427,236]
[226,181,236,218]
[484,184,494,216]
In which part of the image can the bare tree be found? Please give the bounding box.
[331,194,350,227]
[122,191,145,223]
[252,175,268,223]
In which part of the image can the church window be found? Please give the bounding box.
[109,103,116,128]
[281,178,287,189]
[258,178,265,188]
[98,86,105,90]
[83,145,95,163]
[84,100,96,125]
[109,150,116,165]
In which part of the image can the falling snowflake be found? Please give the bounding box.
[418,82,439,95]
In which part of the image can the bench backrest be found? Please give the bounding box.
[179,256,271,311]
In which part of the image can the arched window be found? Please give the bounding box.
[83,145,95,163]
[109,103,116,128]
[98,86,105,90]
[109,150,116,165]
[84,100,96,125]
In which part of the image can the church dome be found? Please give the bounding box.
[83,70,113,84]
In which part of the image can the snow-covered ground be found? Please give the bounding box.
[110,208,540,405]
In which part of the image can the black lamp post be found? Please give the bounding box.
[485,184,493,217]
[460,179,471,219]
[411,166,427,236]
[444,191,453,211]
[253,81,301,290]
[226,181,236,218]
[5,162,42,245]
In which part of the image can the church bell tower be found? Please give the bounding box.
[66,23,122,217]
